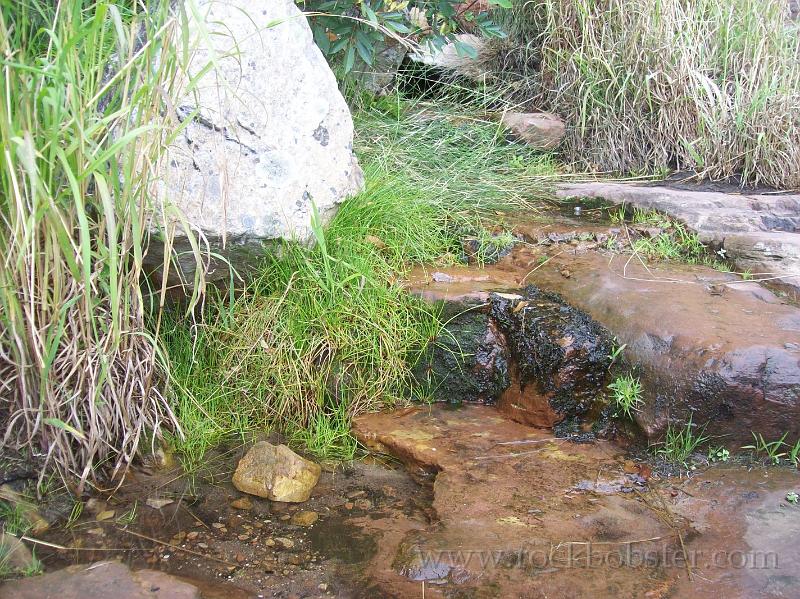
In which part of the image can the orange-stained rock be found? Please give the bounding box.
[0,561,200,599]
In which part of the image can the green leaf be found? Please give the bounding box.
[355,31,375,65]
[44,418,86,441]
[312,26,331,54]
[488,0,513,8]
[361,2,379,25]
[329,36,349,54]
[344,45,356,73]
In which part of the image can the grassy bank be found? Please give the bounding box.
[167,97,557,468]
[0,0,556,486]
[491,0,800,188]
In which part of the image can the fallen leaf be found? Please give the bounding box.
[95,510,115,522]
[146,498,174,510]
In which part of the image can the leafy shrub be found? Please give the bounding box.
[302,0,510,72]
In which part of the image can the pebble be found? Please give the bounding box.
[186,531,200,541]
[197,543,209,549]
[231,497,253,510]
[344,502,354,510]
[265,538,276,547]
[290,511,318,527]
[235,553,246,563]
[146,497,174,510]
[347,490,365,499]
[275,537,294,549]
[86,498,107,513]
[354,499,372,510]
[238,534,250,541]
[212,522,225,529]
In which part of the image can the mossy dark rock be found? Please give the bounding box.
[414,287,614,430]
[490,287,613,427]
[413,300,510,404]
[408,240,800,445]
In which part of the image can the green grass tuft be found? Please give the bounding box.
[0,0,204,489]
[655,416,710,467]
[607,374,643,420]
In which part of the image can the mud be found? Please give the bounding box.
[29,445,432,599]
[13,403,800,599]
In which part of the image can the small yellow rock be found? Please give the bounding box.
[290,511,318,527]
[232,442,321,503]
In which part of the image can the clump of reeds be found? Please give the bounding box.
[0,1,200,490]
[492,0,800,188]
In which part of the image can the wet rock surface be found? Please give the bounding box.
[354,404,675,597]
[413,299,510,404]
[409,226,800,445]
[557,181,800,298]
[491,288,613,428]
[353,404,800,598]
[0,561,201,599]
[722,231,800,295]
[557,182,800,237]
[671,466,800,599]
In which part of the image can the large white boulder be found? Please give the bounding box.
[153,0,364,282]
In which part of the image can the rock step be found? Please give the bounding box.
[0,561,200,599]
[557,182,800,299]
[409,242,800,445]
[352,404,800,598]
[353,404,681,597]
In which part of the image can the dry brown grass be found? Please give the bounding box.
[490,0,800,188]
[0,2,202,491]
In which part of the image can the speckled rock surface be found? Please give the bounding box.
[151,0,363,282]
